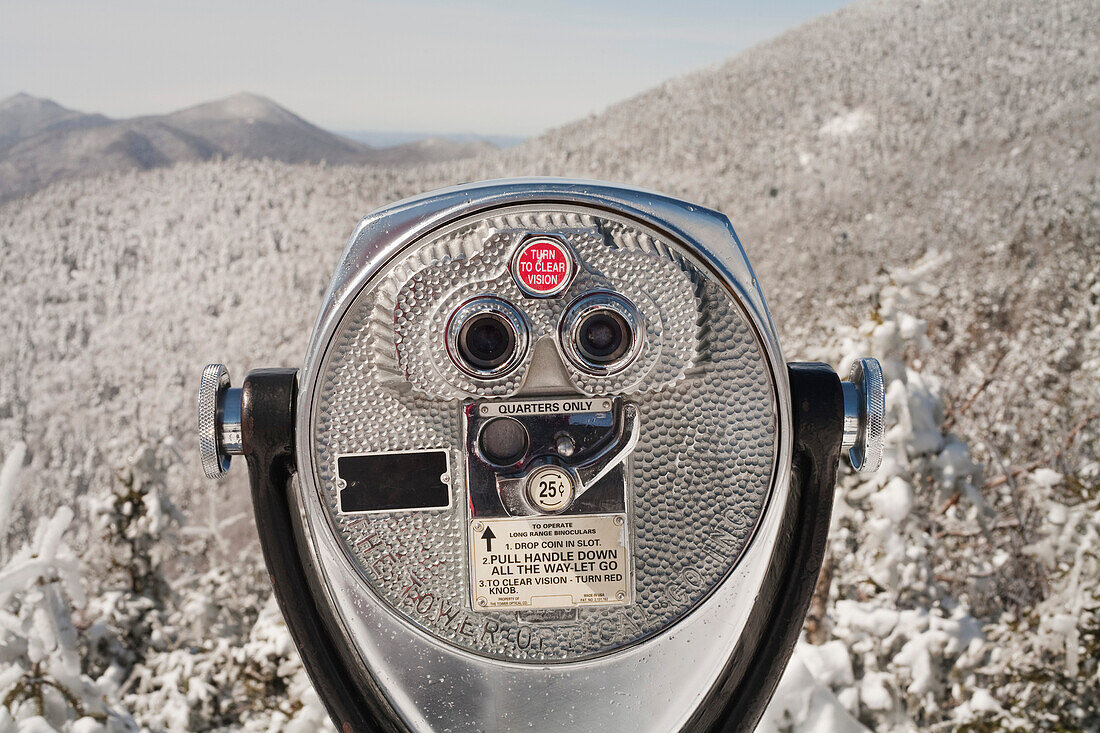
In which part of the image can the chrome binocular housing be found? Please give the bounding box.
[198,178,884,732]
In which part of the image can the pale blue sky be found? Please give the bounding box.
[0,0,849,136]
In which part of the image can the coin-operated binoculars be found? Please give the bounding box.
[198,179,884,732]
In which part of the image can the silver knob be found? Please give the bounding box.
[198,363,244,479]
[840,358,885,472]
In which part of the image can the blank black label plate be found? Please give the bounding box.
[337,450,450,513]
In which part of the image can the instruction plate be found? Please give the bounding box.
[469,514,631,610]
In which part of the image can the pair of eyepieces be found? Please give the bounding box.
[447,292,642,379]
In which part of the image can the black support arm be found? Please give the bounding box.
[241,368,401,733]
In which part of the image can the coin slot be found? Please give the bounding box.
[478,417,529,466]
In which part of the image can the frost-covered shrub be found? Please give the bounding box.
[975,464,1100,730]
[0,441,331,732]
[80,445,331,731]
[0,445,136,731]
[121,568,310,730]
[763,258,1100,731]
[764,260,990,730]
[82,443,181,692]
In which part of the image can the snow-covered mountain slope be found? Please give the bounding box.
[0,0,1095,728]
[2,0,1093,547]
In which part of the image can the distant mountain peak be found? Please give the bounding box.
[0,92,68,111]
[0,94,108,156]
[1,91,35,103]
[222,91,278,106]
[168,92,300,125]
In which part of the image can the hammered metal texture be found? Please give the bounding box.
[385,212,699,399]
[310,206,778,662]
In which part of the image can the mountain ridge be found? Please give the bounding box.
[0,92,494,202]
[0,93,111,152]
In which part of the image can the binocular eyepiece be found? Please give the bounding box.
[449,297,526,376]
[444,290,644,380]
[198,179,884,732]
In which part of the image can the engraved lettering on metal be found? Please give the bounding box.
[480,398,614,417]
